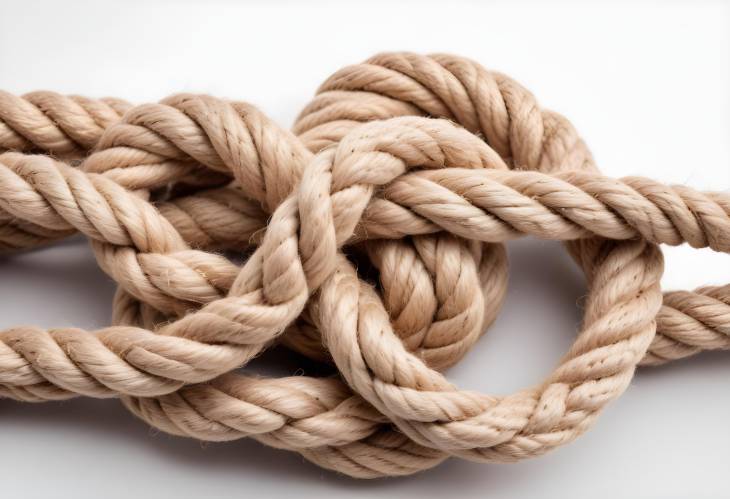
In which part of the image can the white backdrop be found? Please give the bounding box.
[1,1,729,498]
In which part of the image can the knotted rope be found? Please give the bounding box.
[0,52,728,478]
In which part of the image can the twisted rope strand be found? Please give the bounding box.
[0,90,131,156]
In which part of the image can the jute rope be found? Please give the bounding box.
[0,52,728,478]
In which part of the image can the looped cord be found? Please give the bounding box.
[0,52,728,478]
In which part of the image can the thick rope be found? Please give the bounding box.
[0,52,727,478]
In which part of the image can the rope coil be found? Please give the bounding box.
[0,52,728,478]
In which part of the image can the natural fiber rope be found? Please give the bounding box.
[0,52,728,478]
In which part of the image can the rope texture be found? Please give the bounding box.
[0,52,728,478]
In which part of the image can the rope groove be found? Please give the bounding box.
[0,52,727,478]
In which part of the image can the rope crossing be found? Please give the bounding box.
[0,52,728,478]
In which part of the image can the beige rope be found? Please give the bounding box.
[0,52,727,478]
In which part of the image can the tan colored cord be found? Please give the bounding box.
[0,52,728,478]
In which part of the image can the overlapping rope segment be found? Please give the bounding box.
[0,52,728,478]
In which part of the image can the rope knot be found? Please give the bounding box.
[0,51,727,478]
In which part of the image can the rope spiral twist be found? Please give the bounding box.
[0,52,728,478]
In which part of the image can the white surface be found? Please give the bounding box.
[1,1,729,497]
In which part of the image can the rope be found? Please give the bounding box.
[0,52,727,478]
